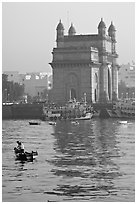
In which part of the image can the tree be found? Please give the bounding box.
[2,74,8,102]
[12,82,24,101]
[2,74,8,91]
[2,74,24,102]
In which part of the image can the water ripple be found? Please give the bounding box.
[2,119,135,202]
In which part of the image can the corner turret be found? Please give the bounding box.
[56,20,64,47]
[108,21,116,41]
[98,18,106,37]
[68,23,76,36]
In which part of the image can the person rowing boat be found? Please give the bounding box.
[16,141,25,153]
[14,141,38,161]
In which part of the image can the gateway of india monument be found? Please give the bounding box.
[50,18,119,105]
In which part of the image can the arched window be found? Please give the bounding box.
[108,69,111,100]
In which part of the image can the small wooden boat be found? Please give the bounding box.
[29,121,40,125]
[49,121,56,125]
[118,121,128,124]
[14,147,38,162]
[71,121,79,125]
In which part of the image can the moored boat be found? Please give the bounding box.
[107,99,135,119]
[75,112,93,120]
[118,121,128,124]
[49,121,56,125]
[29,121,41,125]
[42,106,61,121]
[71,121,79,125]
[42,99,93,121]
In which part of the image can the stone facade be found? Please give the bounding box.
[50,19,119,104]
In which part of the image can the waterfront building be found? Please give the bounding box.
[22,72,50,97]
[118,62,135,99]
[118,62,135,87]
[50,19,119,104]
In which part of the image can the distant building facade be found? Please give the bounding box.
[50,19,119,104]
[118,62,135,87]
[21,72,52,97]
[3,71,20,83]
[3,71,52,98]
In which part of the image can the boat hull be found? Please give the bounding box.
[75,113,93,120]
[107,109,135,119]
[14,148,38,162]
[75,117,91,120]
[29,122,40,125]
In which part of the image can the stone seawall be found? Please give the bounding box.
[93,102,113,118]
[2,104,43,119]
[2,105,12,119]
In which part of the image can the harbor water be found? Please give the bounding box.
[2,118,135,202]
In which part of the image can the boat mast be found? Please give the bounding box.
[69,89,72,101]
[84,93,87,105]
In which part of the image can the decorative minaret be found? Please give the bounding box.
[68,23,76,36]
[98,18,107,60]
[56,19,64,47]
[108,21,116,53]
[108,21,118,101]
[98,17,106,37]
[98,18,109,102]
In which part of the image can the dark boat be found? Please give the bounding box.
[49,121,56,125]
[14,147,38,162]
[29,121,40,125]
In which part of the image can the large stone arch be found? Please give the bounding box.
[65,72,79,101]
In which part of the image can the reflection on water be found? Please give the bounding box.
[2,118,135,202]
[46,120,122,200]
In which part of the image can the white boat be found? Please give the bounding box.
[119,121,128,124]
[42,99,93,120]
[75,112,93,120]
[71,121,79,125]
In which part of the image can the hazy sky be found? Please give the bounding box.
[2,2,135,73]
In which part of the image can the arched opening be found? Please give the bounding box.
[66,73,79,102]
[94,89,97,102]
[94,73,98,102]
[108,69,111,100]
[70,88,76,100]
